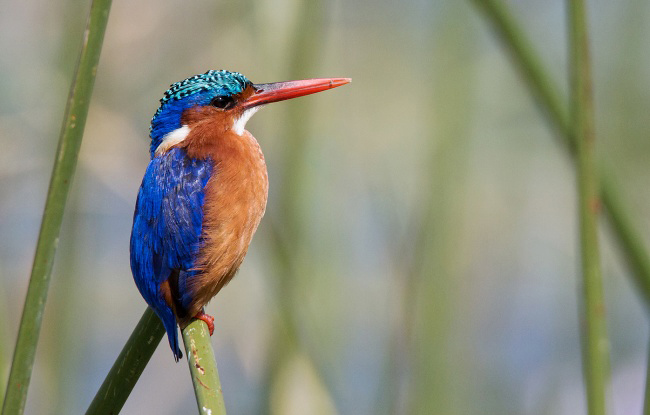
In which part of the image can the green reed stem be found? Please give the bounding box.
[1,1,112,413]
[182,319,227,415]
[469,0,650,308]
[568,0,611,413]
[84,307,164,415]
[86,312,227,415]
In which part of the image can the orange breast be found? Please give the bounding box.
[180,127,268,319]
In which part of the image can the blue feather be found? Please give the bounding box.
[130,147,212,361]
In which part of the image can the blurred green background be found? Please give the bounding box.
[1,0,650,414]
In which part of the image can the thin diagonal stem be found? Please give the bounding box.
[182,319,227,414]
[600,176,650,306]
[2,1,112,413]
[469,0,650,308]
[86,312,227,415]
[568,0,611,413]
[84,308,164,415]
[469,0,570,144]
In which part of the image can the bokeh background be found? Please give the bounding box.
[2,0,650,414]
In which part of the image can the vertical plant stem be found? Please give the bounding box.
[568,1,611,414]
[182,319,227,415]
[2,1,112,413]
[84,307,164,415]
[468,0,650,308]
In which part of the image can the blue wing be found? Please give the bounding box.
[130,147,212,361]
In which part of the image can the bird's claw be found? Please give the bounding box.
[194,311,215,336]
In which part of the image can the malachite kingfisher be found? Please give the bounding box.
[130,70,350,361]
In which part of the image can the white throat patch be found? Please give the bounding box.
[232,107,260,135]
[155,125,190,156]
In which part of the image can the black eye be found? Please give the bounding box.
[210,95,235,109]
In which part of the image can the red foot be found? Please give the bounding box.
[194,311,215,336]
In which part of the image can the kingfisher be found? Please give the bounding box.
[130,70,349,361]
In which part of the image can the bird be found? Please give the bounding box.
[130,70,350,361]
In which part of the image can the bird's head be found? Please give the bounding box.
[149,70,350,157]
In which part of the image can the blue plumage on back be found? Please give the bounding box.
[130,147,212,361]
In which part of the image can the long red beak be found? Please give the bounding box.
[242,78,351,109]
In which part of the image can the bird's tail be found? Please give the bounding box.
[153,305,183,361]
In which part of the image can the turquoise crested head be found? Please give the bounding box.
[149,70,252,157]
[147,70,351,159]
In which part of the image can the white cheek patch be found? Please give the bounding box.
[155,125,191,156]
[232,107,260,135]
